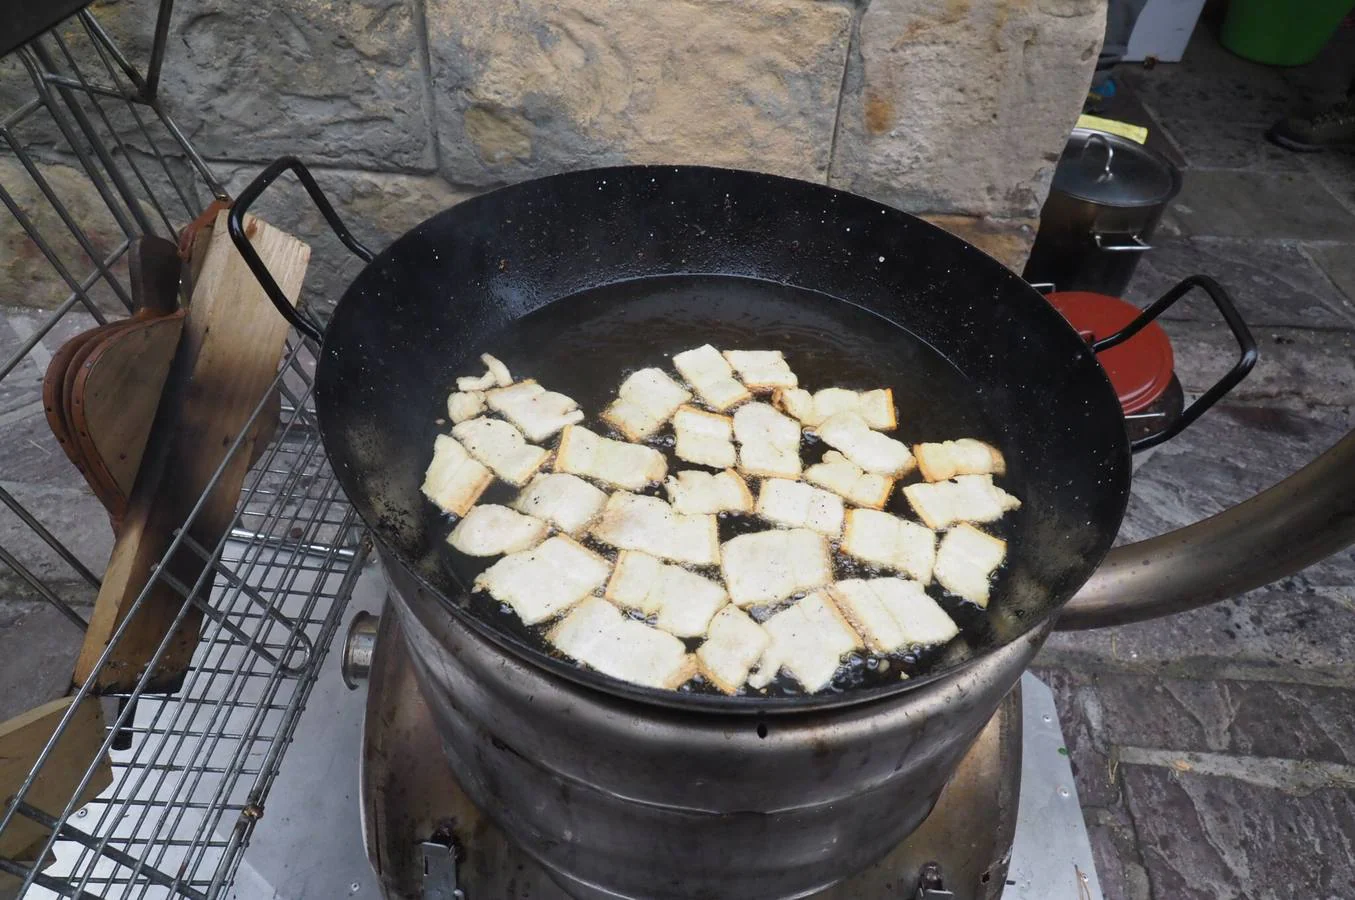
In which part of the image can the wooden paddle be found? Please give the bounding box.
[73,212,309,694]
[62,238,184,524]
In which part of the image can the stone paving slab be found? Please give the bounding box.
[1299,149,1355,220]
[1153,116,1306,173]
[1122,764,1355,899]
[1166,324,1355,416]
[1037,667,1355,900]
[1124,238,1355,330]
[0,479,109,609]
[0,602,85,722]
[1305,242,1355,302]
[1169,170,1355,241]
[1119,28,1301,128]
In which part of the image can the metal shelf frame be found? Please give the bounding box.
[0,4,367,897]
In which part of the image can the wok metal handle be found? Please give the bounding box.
[227,156,375,344]
[1059,428,1355,630]
[1092,274,1257,452]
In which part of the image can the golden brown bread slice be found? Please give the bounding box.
[720,528,832,607]
[451,416,550,487]
[485,379,584,442]
[772,387,896,430]
[473,535,611,624]
[664,469,755,515]
[901,474,1021,530]
[554,425,667,490]
[934,523,1007,607]
[601,367,692,440]
[447,504,549,556]
[722,349,798,392]
[548,597,698,690]
[672,405,736,469]
[605,550,729,637]
[840,509,937,583]
[456,353,512,391]
[913,438,1006,482]
[590,492,720,566]
[447,390,486,424]
[754,478,845,537]
[804,450,894,509]
[733,402,802,479]
[420,434,493,516]
[829,577,958,653]
[813,412,914,476]
[481,353,513,387]
[673,344,751,411]
[760,592,863,693]
[696,605,771,694]
[511,472,608,536]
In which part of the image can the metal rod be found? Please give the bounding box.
[0,483,102,588]
[229,526,358,560]
[74,13,192,230]
[0,238,133,383]
[30,37,159,237]
[208,547,368,900]
[0,543,90,630]
[0,856,106,900]
[143,0,177,100]
[177,531,318,662]
[76,8,227,200]
[19,44,143,247]
[37,74,132,102]
[63,356,358,898]
[1059,429,1355,630]
[11,802,209,900]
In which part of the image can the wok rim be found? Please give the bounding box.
[314,164,1133,716]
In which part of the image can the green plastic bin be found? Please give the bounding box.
[1221,0,1355,66]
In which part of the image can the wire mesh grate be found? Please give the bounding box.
[1,4,368,897]
[1,342,366,900]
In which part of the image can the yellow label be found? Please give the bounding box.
[1076,114,1149,145]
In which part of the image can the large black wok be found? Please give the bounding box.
[229,160,1253,713]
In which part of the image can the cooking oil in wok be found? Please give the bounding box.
[429,274,1021,698]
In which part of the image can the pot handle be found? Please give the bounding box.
[1091,274,1257,452]
[1093,232,1151,252]
[227,156,375,344]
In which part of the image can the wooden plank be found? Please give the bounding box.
[73,212,309,693]
[0,696,112,897]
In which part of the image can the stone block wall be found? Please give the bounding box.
[3,0,1105,315]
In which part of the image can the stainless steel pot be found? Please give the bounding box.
[1024,128,1181,296]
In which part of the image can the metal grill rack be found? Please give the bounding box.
[1,4,367,898]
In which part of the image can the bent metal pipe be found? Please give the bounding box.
[1060,430,1355,630]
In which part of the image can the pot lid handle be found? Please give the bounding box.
[1081,132,1114,182]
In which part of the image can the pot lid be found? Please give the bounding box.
[1046,290,1175,415]
[1052,128,1179,208]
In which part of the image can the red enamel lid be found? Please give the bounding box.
[1046,291,1175,415]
